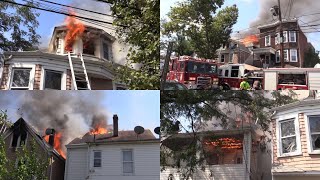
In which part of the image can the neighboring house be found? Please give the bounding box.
[2,118,65,180]
[271,95,320,180]
[217,40,251,66]
[64,116,160,180]
[247,19,309,68]
[161,127,272,180]
[0,24,127,90]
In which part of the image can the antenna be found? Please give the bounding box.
[154,127,160,135]
[134,126,144,139]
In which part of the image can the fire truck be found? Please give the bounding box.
[167,56,219,89]
[218,64,262,90]
[263,68,320,90]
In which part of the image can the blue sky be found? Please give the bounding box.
[0,91,160,133]
[160,0,320,51]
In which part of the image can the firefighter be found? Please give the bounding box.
[240,76,250,90]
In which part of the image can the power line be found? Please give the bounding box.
[0,0,127,27]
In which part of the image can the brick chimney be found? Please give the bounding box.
[45,128,55,146]
[113,114,118,137]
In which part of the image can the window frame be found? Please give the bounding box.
[304,112,320,154]
[275,33,280,45]
[40,66,67,90]
[276,113,301,157]
[10,131,28,148]
[265,35,271,46]
[283,49,289,62]
[220,54,225,63]
[283,31,288,43]
[93,150,102,168]
[43,70,63,90]
[122,149,134,175]
[290,49,298,62]
[276,50,280,63]
[8,64,36,90]
[289,31,297,42]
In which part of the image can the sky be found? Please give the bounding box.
[0,90,160,133]
[160,0,320,51]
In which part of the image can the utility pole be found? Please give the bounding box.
[160,42,173,90]
[278,0,285,68]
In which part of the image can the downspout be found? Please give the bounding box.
[86,143,90,179]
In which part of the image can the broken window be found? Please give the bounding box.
[122,149,134,174]
[11,127,27,148]
[83,42,95,56]
[10,68,31,90]
[309,116,320,151]
[280,119,297,154]
[93,151,101,167]
[103,43,109,60]
[44,70,62,90]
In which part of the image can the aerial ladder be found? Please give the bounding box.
[67,52,91,90]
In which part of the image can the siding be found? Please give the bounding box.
[65,143,160,180]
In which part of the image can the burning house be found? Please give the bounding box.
[0,12,128,90]
[217,39,251,65]
[161,127,272,180]
[2,118,65,180]
[64,115,160,180]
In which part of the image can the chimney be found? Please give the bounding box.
[45,128,55,147]
[113,114,118,137]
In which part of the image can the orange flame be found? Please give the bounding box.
[44,132,66,159]
[90,124,107,135]
[241,35,259,47]
[64,10,85,52]
[204,137,243,149]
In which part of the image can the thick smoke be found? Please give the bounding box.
[0,91,110,152]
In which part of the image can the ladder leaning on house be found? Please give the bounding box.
[67,52,91,90]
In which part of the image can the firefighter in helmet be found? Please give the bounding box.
[240,76,250,90]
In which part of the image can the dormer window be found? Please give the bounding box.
[103,43,109,60]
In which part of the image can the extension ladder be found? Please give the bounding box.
[67,52,91,90]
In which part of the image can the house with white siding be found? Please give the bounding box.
[161,127,272,180]
[271,93,320,180]
[64,116,160,180]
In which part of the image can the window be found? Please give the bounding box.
[221,54,225,63]
[83,42,95,55]
[224,70,229,77]
[11,128,27,148]
[218,69,223,76]
[290,49,298,62]
[307,115,320,152]
[10,68,31,90]
[122,150,134,174]
[276,50,280,63]
[279,119,298,155]
[229,53,234,63]
[44,70,62,90]
[180,62,185,71]
[93,151,102,167]
[56,38,63,53]
[265,35,271,46]
[231,66,239,77]
[289,31,296,42]
[275,33,280,45]
[103,43,109,60]
[283,50,289,62]
[283,31,288,43]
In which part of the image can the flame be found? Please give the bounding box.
[241,35,259,47]
[64,10,85,52]
[44,132,66,159]
[90,125,107,135]
[204,137,243,149]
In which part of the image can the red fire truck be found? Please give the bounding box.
[218,64,262,90]
[263,68,320,90]
[167,56,219,89]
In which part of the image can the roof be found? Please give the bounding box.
[257,19,298,29]
[68,129,158,145]
[271,98,320,113]
[3,118,66,161]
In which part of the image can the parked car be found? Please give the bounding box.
[164,81,188,90]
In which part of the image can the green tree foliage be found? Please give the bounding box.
[98,0,159,89]
[160,90,297,179]
[8,140,48,180]
[0,136,8,178]
[303,47,320,67]
[172,34,194,56]
[162,0,239,59]
[0,0,40,52]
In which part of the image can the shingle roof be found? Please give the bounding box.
[68,129,157,145]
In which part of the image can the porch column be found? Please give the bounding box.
[243,131,251,180]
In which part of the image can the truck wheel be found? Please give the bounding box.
[222,84,230,90]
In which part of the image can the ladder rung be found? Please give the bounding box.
[78,88,90,90]
[76,80,88,83]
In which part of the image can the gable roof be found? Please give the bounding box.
[3,118,65,161]
[68,129,158,145]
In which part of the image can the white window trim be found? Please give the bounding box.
[93,150,102,168]
[122,149,134,175]
[304,112,320,154]
[276,113,301,157]
[289,31,297,42]
[283,49,289,62]
[9,131,28,148]
[283,31,288,43]
[275,33,280,45]
[220,54,225,63]
[290,49,298,62]
[7,64,36,90]
[265,35,271,46]
[40,66,67,90]
[276,50,280,63]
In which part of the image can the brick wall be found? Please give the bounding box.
[33,64,42,90]
[272,113,320,171]
[0,64,9,90]
[66,69,72,90]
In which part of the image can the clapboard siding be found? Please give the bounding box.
[65,143,159,180]
[65,148,88,180]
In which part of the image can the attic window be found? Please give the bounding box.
[56,38,63,54]
[11,128,27,148]
[83,42,95,56]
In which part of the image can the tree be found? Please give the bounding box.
[0,0,40,52]
[0,136,8,178]
[303,47,320,67]
[8,140,48,180]
[160,90,297,179]
[162,0,239,59]
[172,34,194,56]
[97,0,159,89]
